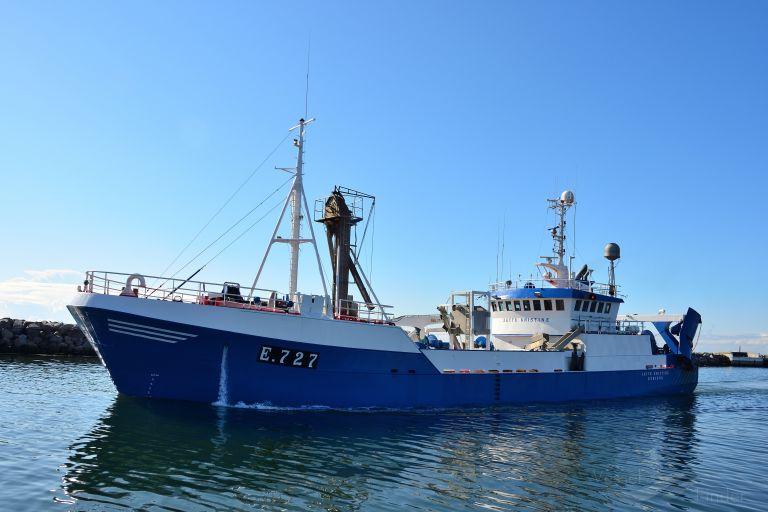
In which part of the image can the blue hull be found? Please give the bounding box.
[73,306,698,409]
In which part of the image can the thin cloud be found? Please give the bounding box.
[700,332,765,341]
[22,269,81,281]
[702,333,764,340]
[0,269,82,313]
[697,332,768,351]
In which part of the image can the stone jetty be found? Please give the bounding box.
[0,318,96,356]
[693,352,733,367]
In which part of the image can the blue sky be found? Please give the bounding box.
[1,1,766,353]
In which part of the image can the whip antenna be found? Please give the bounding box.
[305,34,311,118]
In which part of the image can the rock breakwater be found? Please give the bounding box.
[0,318,95,356]
[693,352,732,367]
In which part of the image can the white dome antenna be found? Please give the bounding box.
[560,190,575,205]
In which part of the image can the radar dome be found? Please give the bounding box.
[604,243,621,261]
[560,190,575,205]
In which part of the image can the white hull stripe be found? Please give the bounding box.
[107,318,197,343]
[108,327,181,343]
[108,324,186,340]
[108,318,197,337]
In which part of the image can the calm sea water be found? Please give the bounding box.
[1,356,766,511]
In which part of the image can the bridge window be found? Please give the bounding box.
[533,300,541,311]
[581,301,590,312]
[514,300,522,311]
[574,300,582,311]
[555,299,564,311]
[505,300,512,311]
[605,303,612,313]
[543,300,553,311]
[491,301,498,312]
[523,300,531,311]
[597,302,604,313]
[589,301,598,313]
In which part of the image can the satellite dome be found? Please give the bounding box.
[604,243,621,261]
[560,190,575,205]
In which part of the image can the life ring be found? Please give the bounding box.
[121,273,146,297]
[126,273,146,289]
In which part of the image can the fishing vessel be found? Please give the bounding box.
[67,118,701,408]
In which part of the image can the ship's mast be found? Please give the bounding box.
[249,118,328,302]
[546,191,575,266]
[288,119,307,296]
[538,191,575,287]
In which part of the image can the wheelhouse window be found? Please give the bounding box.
[505,300,513,311]
[581,301,590,312]
[589,301,597,313]
[523,300,531,311]
[533,300,541,311]
[555,299,564,311]
[514,300,522,311]
[597,302,604,313]
[605,303,612,313]
[544,300,553,311]
[574,300,582,311]
[491,301,498,312]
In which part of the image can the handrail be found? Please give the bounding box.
[82,270,394,323]
[335,298,394,323]
[570,318,646,335]
[489,278,622,297]
[86,270,280,300]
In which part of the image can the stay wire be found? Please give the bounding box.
[693,321,703,352]
[201,197,286,269]
[161,196,287,300]
[157,131,293,279]
[171,175,295,279]
[369,205,375,282]
[147,175,294,297]
[359,199,376,249]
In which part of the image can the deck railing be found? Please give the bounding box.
[572,318,645,335]
[489,278,619,297]
[82,271,394,323]
[84,270,285,306]
[335,298,395,324]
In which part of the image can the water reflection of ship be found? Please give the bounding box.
[60,395,698,510]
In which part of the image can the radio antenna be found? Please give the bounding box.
[500,212,506,281]
[304,34,311,118]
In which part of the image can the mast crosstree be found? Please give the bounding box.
[249,118,328,301]
[538,190,576,287]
